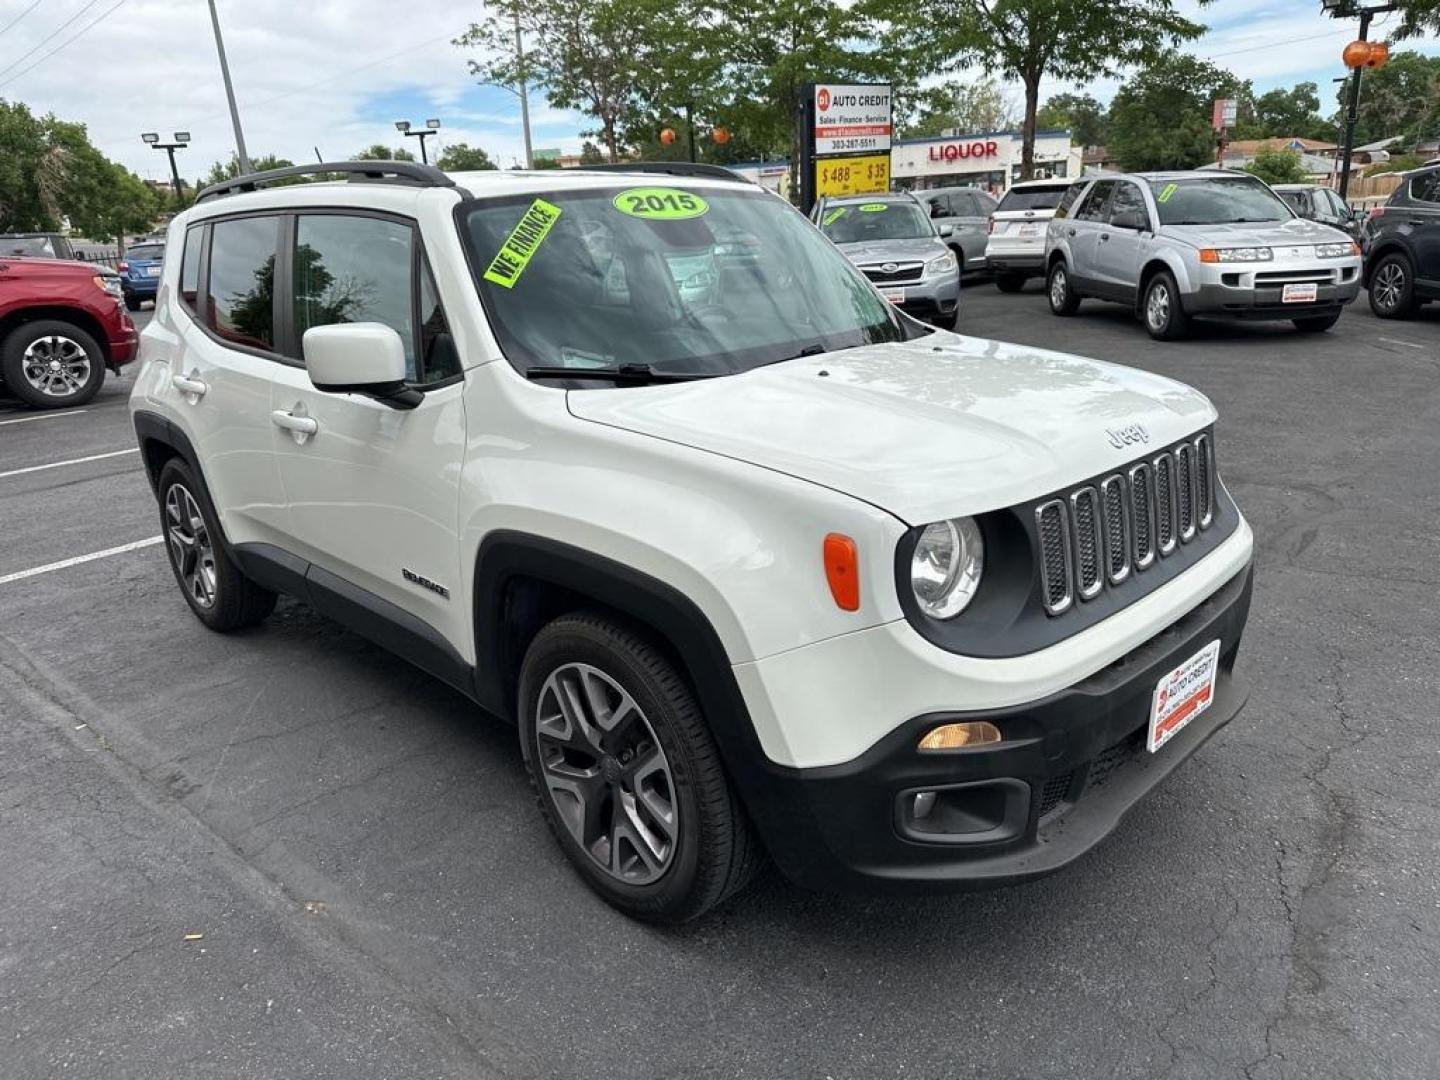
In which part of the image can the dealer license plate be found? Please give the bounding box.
[1281,283,1317,303]
[880,287,905,304]
[1147,639,1221,753]
[145,265,161,277]
[1019,224,1039,238]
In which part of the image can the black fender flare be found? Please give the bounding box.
[132,409,203,494]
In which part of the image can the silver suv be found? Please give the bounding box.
[813,192,961,328]
[1044,170,1362,339]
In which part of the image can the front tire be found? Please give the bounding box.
[994,272,1026,293]
[518,613,763,923]
[124,294,142,312]
[1293,312,1342,332]
[1047,261,1080,315]
[1368,253,1418,319]
[930,305,960,330]
[1,320,105,408]
[1142,270,1191,340]
[156,459,276,631]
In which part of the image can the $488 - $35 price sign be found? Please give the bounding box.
[815,155,890,198]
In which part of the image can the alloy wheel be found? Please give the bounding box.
[1372,262,1405,312]
[534,662,678,885]
[1049,267,1067,308]
[165,483,218,609]
[1147,281,1171,331]
[20,335,91,398]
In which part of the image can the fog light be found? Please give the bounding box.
[912,791,937,819]
[918,721,1002,751]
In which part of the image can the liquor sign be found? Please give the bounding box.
[815,154,891,199]
[801,82,894,212]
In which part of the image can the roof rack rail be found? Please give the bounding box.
[195,160,457,203]
[574,161,751,184]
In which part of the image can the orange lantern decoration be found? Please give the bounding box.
[659,127,677,146]
[1366,41,1390,68]
[1342,39,1373,68]
[712,126,731,145]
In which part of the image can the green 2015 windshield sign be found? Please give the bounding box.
[613,187,710,220]
[484,198,563,288]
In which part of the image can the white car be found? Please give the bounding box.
[130,160,1255,922]
[984,178,1079,292]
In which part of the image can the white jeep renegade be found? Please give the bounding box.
[130,161,1255,922]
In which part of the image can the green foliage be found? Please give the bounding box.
[354,144,416,162]
[1035,92,1107,147]
[1392,0,1440,38]
[901,79,1015,138]
[1250,82,1329,141]
[436,142,497,171]
[1338,51,1440,146]
[579,141,606,165]
[1108,52,1244,171]
[1242,146,1309,184]
[200,153,298,188]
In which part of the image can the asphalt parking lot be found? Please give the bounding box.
[2,291,1438,1080]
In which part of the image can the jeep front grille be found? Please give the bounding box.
[1034,434,1219,616]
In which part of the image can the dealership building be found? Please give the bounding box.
[728,128,1080,197]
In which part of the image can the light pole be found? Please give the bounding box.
[1322,0,1397,199]
[395,119,441,164]
[206,0,251,174]
[141,131,190,204]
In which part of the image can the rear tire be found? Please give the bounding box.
[518,613,763,922]
[1142,270,1191,341]
[994,272,1026,293]
[1,319,105,408]
[1292,312,1342,333]
[156,458,277,632]
[1368,253,1418,319]
[1047,261,1079,316]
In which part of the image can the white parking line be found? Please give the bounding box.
[1377,337,1427,350]
[0,409,89,427]
[0,536,163,586]
[0,447,138,480]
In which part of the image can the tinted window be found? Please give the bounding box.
[997,184,1071,212]
[925,195,950,219]
[1,236,56,258]
[128,244,165,262]
[1053,181,1087,219]
[294,214,416,375]
[950,192,976,216]
[1278,190,1309,215]
[974,191,999,214]
[1108,182,1149,227]
[1411,171,1440,204]
[1147,177,1290,225]
[207,216,280,351]
[417,263,460,385]
[179,227,201,314]
[1074,181,1114,222]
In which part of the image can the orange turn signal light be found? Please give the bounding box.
[918,721,1003,751]
[1198,249,1220,264]
[823,533,860,612]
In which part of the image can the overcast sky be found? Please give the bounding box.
[0,0,1436,184]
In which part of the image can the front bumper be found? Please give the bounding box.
[1186,259,1361,319]
[123,277,159,299]
[744,562,1253,892]
[984,250,1045,274]
[107,312,138,369]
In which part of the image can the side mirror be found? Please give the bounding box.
[938,223,954,237]
[303,322,421,410]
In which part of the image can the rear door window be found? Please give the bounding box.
[1107,182,1149,227]
[206,215,281,351]
[1074,181,1115,222]
[1411,171,1440,204]
[1053,181,1087,220]
[179,227,202,314]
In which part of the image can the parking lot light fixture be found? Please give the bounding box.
[141,132,190,205]
[141,132,159,144]
[395,118,440,165]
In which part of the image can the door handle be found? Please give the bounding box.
[171,371,207,402]
[271,408,319,445]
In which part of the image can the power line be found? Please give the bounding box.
[0,0,46,39]
[0,0,103,81]
[1203,27,1352,61]
[0,0,127,90]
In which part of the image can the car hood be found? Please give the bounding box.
[833,237,948,264]
[567,335,1217,525]
[1160,217,1351,247]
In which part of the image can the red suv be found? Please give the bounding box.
[0,256,138,408]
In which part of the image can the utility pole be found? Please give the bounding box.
[1322,0,1397,200]
[514,12,533,169]
[206,0,252,174]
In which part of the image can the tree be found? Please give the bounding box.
[1252,82,1327,140]
[579,141,606,165]
[901,79,1015,138]
[884,0,1206,179]
[1242,146,1308,184]
[1392,0,1440,38]
[200,153,297,187]
[436,142,497,171]
[354,144,416,162]
[1107,52,1243,171]
[1337,50,1440,146]
[1035,92,1107,147]
[455,0,656,162]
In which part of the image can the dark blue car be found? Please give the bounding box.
[119,241,165,311]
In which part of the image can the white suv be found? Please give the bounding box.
[130,161,1255,922]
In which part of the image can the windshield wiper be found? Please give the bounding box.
[524,363,719,386]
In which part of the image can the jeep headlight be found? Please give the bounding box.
[910,518,984,619]
[925,252,958,277]
[1200,247,1272,263]
[1315,242,1359,258]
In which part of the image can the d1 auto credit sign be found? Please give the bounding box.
[814,84,893,156]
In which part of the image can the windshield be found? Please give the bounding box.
[1,236,57,258]
[127,244,165,261]
[460,185,915,381]
[819,200,933,243]
[1148,177,1294,226]
[996,186,1070,212]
